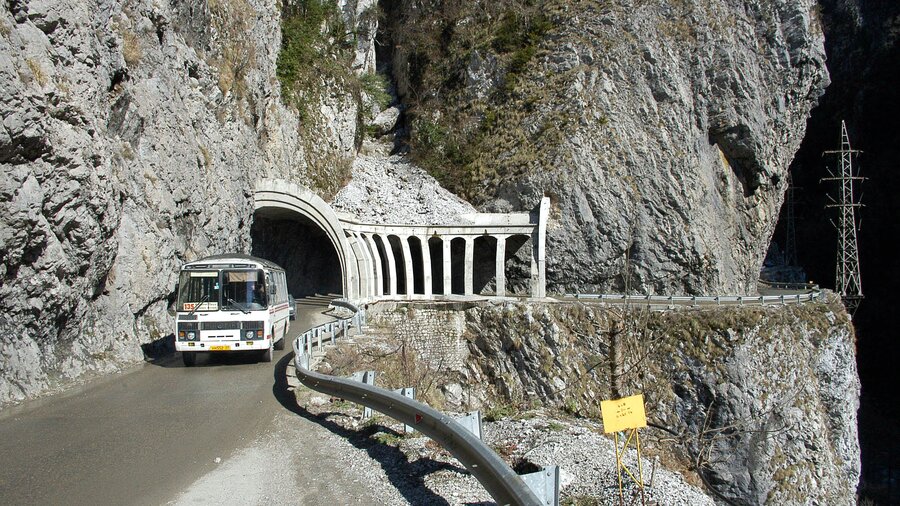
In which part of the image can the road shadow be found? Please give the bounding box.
[272,352,464,505]
[141,333,175,361]
[145,349,270,369]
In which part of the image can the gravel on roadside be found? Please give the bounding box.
[298,391,715,505]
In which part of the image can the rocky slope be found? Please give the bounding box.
[384,0,829,295]
[0,0,368,404]
[344,297,860,504]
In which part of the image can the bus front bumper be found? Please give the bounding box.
[175,339,270,352]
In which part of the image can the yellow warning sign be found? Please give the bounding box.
[601,394,647,434]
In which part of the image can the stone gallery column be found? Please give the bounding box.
[418,235,433,297]
[495,234,508,297]
[347,233,372,298]
[442,238,452,295]
[379,235,398,296]
[399,235,415,298]
[363,234,384,297]
[531,197,550,298]
[464,236,474,296]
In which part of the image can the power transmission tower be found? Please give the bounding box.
[821,120,864,315]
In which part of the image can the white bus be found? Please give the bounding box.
[174,254,291,366]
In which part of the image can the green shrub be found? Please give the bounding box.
[276,0,350,122]
[361,72,392,110]
[491,10,552,95]
[484,403,517,422]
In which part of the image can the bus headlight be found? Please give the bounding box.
[187,331,196,340]
[245,330,254,340]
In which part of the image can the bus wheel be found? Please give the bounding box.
[182,352,197,367]
[262,340,274,363]
[274,325,286,350]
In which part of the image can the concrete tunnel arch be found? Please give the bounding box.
[253,180,359,299]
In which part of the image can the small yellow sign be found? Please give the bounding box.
[601,394,647,434]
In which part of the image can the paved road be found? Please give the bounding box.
[0,299,335,506]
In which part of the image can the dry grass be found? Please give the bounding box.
[122,29,142,67]
[198,145,212,168]
[322,332,449,409]
[209,0,256,97]
[25,58,48,86]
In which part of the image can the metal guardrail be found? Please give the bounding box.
[561,291,825,306]
[294,300,366,368]
[292,302,543,506]
[757,280,820,291]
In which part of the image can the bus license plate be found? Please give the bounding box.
[210,345,230,351]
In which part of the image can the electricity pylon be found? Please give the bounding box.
[822,120,864,315]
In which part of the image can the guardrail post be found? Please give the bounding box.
[350,371,376,419]
[454,411,483,440]
[521,465,560,506]
[305,331,312,355]
[738,296,744,306]
[316,327,322,350]
[297,351,310,370]
[393,387,415,433]
[780,295,786,305]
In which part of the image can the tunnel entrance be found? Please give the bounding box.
[250,210,343,298]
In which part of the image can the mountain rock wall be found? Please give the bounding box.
[385,0,829,295]
[0,0,835,410]
[0,0,368,404]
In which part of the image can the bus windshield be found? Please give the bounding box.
[221,269,267,311]
[177,271,220,312]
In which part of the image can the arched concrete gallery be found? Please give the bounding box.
[253,180,549,301]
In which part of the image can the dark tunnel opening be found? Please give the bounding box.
[250,211,343,298]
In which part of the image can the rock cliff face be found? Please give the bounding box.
[362,298,860,504]
[0,0,833,411]
[0,0,369,404]
[384,0,829,295]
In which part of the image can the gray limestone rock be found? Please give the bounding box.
[331,143,476,225]
[369,106,401,136]
[0,0,370,405]
[388,0,829,296]
[456,298,860,505]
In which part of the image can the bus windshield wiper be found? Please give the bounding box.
[188,293,210,317]
[226,297,250,314]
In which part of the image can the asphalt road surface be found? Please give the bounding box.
[0,298,341,505]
